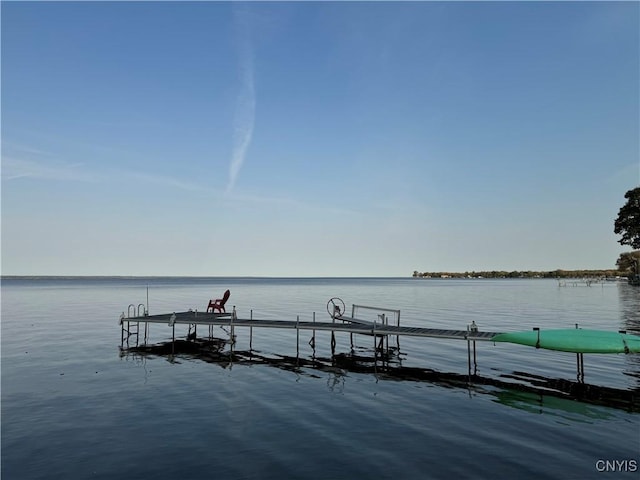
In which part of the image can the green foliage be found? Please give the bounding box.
[614,187,640,249]
[616,251,640,273]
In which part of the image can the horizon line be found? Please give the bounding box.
[0,269,624,280]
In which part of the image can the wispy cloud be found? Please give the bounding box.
[227,5,256,194]
[1,157,98,182]
[2,155,212,194]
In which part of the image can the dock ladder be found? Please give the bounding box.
[120,303,147,347]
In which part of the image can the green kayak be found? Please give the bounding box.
[491,329,640,354]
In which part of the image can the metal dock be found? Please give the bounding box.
[120,310,499,341]
[119,297,640,384]
[119,299,500,376]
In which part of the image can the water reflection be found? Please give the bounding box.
[120,338,640,415]
[618,284,640,385]
[618,283,640,333]
[491,389,616,422]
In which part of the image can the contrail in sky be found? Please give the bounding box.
[227,6,255,194]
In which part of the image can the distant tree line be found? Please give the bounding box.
[413,187,640,281]
[411,270,621,279]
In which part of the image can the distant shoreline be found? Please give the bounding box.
[412,269,623,279]
[0,272,625,280]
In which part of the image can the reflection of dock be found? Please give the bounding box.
[119,343,640,413]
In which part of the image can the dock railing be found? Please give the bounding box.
[351,304,401,351]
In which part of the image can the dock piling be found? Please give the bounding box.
[467,337,471,378]
[373,319,377,357]
[231,306,236,345]
[309,312,316,359]
[574,323,585,381]
[296,315,300,357]
[309,312,316,348]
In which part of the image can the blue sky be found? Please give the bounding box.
[2,1,639,276]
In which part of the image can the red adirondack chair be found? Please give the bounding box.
[207,289,230,313]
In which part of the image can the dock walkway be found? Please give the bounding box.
[120,310,501,341]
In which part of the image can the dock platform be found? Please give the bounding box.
[120,310,500,341]
[119,301,502,379]
[119,298,638,383]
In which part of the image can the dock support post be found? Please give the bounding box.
[373,319,377,357]
[331,313,336,355]
[311,312,316,358]
[249,309,253,351]
[574,323,584,382]
[168,313,176,355]
[381,314,389,355]
[473,341,477,375]
[230,306,236,353]
[576,353,580,381]
[309,312,316,348]
[231,306,236,345]
[576,353,584,382]
[467,336,472,378]
[296,315,300,358]
[120,313,125,346]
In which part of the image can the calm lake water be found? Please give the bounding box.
[2,277,639,479]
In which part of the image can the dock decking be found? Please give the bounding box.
[120,310,501,341]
